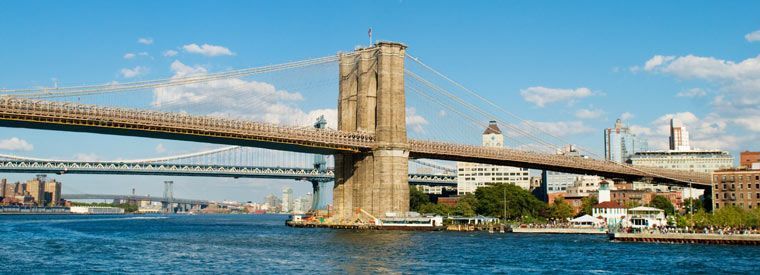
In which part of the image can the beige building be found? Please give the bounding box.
[25,177,46,206]
[630,150,733,173]
[457,121,530,195]
[44,179,62,206]
[565,175,603,197]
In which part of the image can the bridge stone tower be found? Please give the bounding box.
[334,42,409,221]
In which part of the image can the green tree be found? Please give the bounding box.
[454,194,477,217]
[624,200,641,209]
[418,203,453,216]
[475,183,546,220]
[548,197,574,220]
[409,186,430,211]
[683,198,704,214]
[579,196,598,216]
[649,195,675,215]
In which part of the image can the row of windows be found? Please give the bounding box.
[715,175,760,182]
[715,202,760,209]
[458,172,529,177]
[715,183,760,190]
[458,167,528,172]
[715,192,760,199]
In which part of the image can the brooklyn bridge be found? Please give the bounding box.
[0,42,708,222]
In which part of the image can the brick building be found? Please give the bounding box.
[740,151,760,168]
[712,169,760,210]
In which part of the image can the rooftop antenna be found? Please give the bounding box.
[368,27,373,46]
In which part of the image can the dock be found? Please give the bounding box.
[611,232,760,245]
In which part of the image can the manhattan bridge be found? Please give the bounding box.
[0,42,709,222]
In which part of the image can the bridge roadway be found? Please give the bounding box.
[0,96,710,185]
[0,160,457,186]
[61,193,209,205]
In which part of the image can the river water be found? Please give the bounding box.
[0,214,758,274]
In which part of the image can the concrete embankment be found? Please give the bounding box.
[511,227,607,234]
[612,232,760,245]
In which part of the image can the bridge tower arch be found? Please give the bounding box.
[333,42,409,221]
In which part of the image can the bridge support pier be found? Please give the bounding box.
[333,42,409,222]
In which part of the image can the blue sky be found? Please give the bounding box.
[1,1,759,201]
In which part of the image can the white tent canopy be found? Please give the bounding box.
[570,215,604,226]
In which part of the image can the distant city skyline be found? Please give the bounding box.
[1,1,759,200]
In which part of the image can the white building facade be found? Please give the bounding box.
[630,150,734,173]
[457,121,530,195]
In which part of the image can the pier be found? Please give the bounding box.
[611,232,760,245]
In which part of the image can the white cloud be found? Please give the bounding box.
[0,137,33,151]
[676,88,707,98]
[629,111,755,151]
[620,112,634,120]
[643,55,675,71]
[629,125,652,136]
[74,153,99,162]
[641,53,760,135]
[734,116,760,132]
[138,37,154,45]
[524,120,593,136]
[406,107,429,133]
[124,52,149,60]
[519,86,593,107]
[745,30,760,42]
[163,50,178,57]
[155,143,166,153]
[120,66,148,78]
[182,43,234,57]
[643,54,760,84]
[575,108,604,119]
[151,60,335,129]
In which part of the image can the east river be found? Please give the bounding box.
[1,214,759,273]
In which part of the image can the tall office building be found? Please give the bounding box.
[264,193,280,212]
[44,179,62,206]
[669,118,690,151]
[457,121,530,194]
[281,187,293,213]
[604,118,648,163]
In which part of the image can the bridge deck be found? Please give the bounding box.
[0,97,709,185]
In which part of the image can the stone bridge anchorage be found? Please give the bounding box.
[0,41,710,223]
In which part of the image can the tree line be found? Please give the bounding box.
[410,184,574,222]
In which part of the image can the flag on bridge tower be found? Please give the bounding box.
[368,28,373,46]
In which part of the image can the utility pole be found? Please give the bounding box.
[503,185,507,222]
[689,179,693,226]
